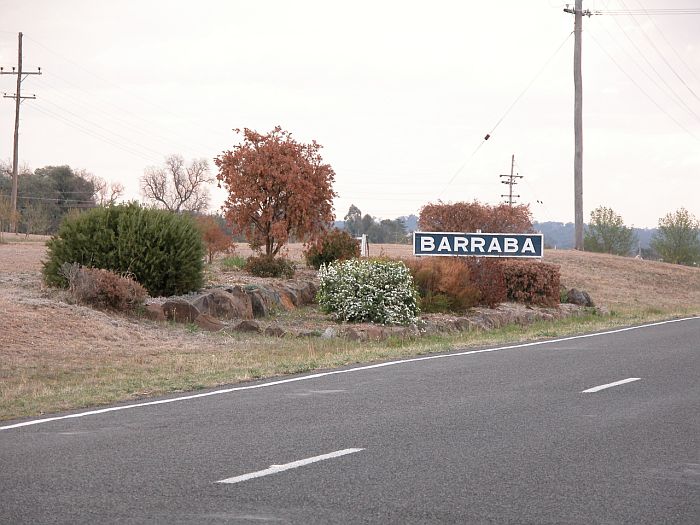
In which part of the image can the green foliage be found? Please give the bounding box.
[404,257,479,313]
[501,260,560,307]
[220,255,248,271]
[317,259,419,325]
[342,204,408,243]
[304,228,360,269]
[0,165,97,234]
[650,208,700,266]
[584,206,637,256]
[61,263,147,312]
[245,255,296,278]
[43,202,205,296]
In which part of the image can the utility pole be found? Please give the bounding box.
[1,32,41,233]
[500,154,523,206]
[564,2,590,250]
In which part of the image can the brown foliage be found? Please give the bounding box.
[215,126,337,257]
[465,259,507,308]
[60,264,147,312]
[404,257,479,313]
[502,260,560,307]
[418,201,533,233]
[196,215,234,264]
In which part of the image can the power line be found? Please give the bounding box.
[625,0,700,104]
[437,31,573,199]
[1,31,42,233]
[587,30,700,143]
[603,0,700,125]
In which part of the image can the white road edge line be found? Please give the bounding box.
[217,448,364,485]
[1,316,697,431]
[582,377,641,393]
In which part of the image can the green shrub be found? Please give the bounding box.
[60,263,147,312]
[304,228,360,269]
[502,260,560,306]
[43,203,205,296]
[221,255,248,271]
[245,255,295,278]
[404,257,479,313]
[317,259,419,325]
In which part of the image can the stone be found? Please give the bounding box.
[244,285,283,318]
[143,303,165,322]
[162,299,200,323]
[297,330,321,338]
[191,287,253,320]
[264,325,287,337]
[567,288,594,307]
[194,313,225,332]
[321,326,339,339]
[233,319,262,333]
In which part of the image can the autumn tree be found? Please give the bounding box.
[196,214,234,263]
[215,126,337,257]
[584,205,637,256]
[141,155,213,213]
[650,208,700,266]
[419,201,533,233]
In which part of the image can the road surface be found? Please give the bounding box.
[1,318,698,524]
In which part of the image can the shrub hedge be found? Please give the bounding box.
[245,255,296,278]
[404,257,479,313]
[43,203,205,297]
[304,228,360,269]
[501,260,560,307]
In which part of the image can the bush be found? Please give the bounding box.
[502,260,560,306]
[404,257,479,313]
[317,259,419,325]
[245,255,295,278]
[465,258,507,308]
[304,228,360,269]
[60,263,147,312]
[195,215,234,263]
[221,255,248,271]
[43,203,205,297]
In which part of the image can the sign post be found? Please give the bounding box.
[413,232,544,258]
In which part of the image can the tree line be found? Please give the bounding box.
[2,126,699,267]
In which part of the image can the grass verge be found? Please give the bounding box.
[1,306,696,422]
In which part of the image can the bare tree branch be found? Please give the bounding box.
[141,155,213,213]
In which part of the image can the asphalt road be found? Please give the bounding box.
[1,318,699,524]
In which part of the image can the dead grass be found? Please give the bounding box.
[1,240,699,422]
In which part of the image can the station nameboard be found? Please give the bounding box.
[413,232,544,258]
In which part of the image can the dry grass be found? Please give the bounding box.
[1,239,699,421]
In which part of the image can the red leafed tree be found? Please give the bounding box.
[215,127,337,257]
[419,201,533,233]
[195,215,234,263]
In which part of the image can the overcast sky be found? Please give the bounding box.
[1,0,699,228]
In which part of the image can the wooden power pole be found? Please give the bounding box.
[1,32,41,233]
[564,1,588,250]
[500,154,523,206]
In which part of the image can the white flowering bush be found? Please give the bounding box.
[317,259,419,325]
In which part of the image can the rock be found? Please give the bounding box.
[321,326,339,339]
[162,299,200,323]
[143,303,165,321]
[233,319,262,333]
[567,288,594,307]
[192,287,253,320]
[244,285,284,318]
[194,313,225,332]
[344,325,385,341]
[264,325,287,337]
[297,330,321,338]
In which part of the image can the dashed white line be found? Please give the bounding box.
[582,377,641,393]
[217,448,365,485]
